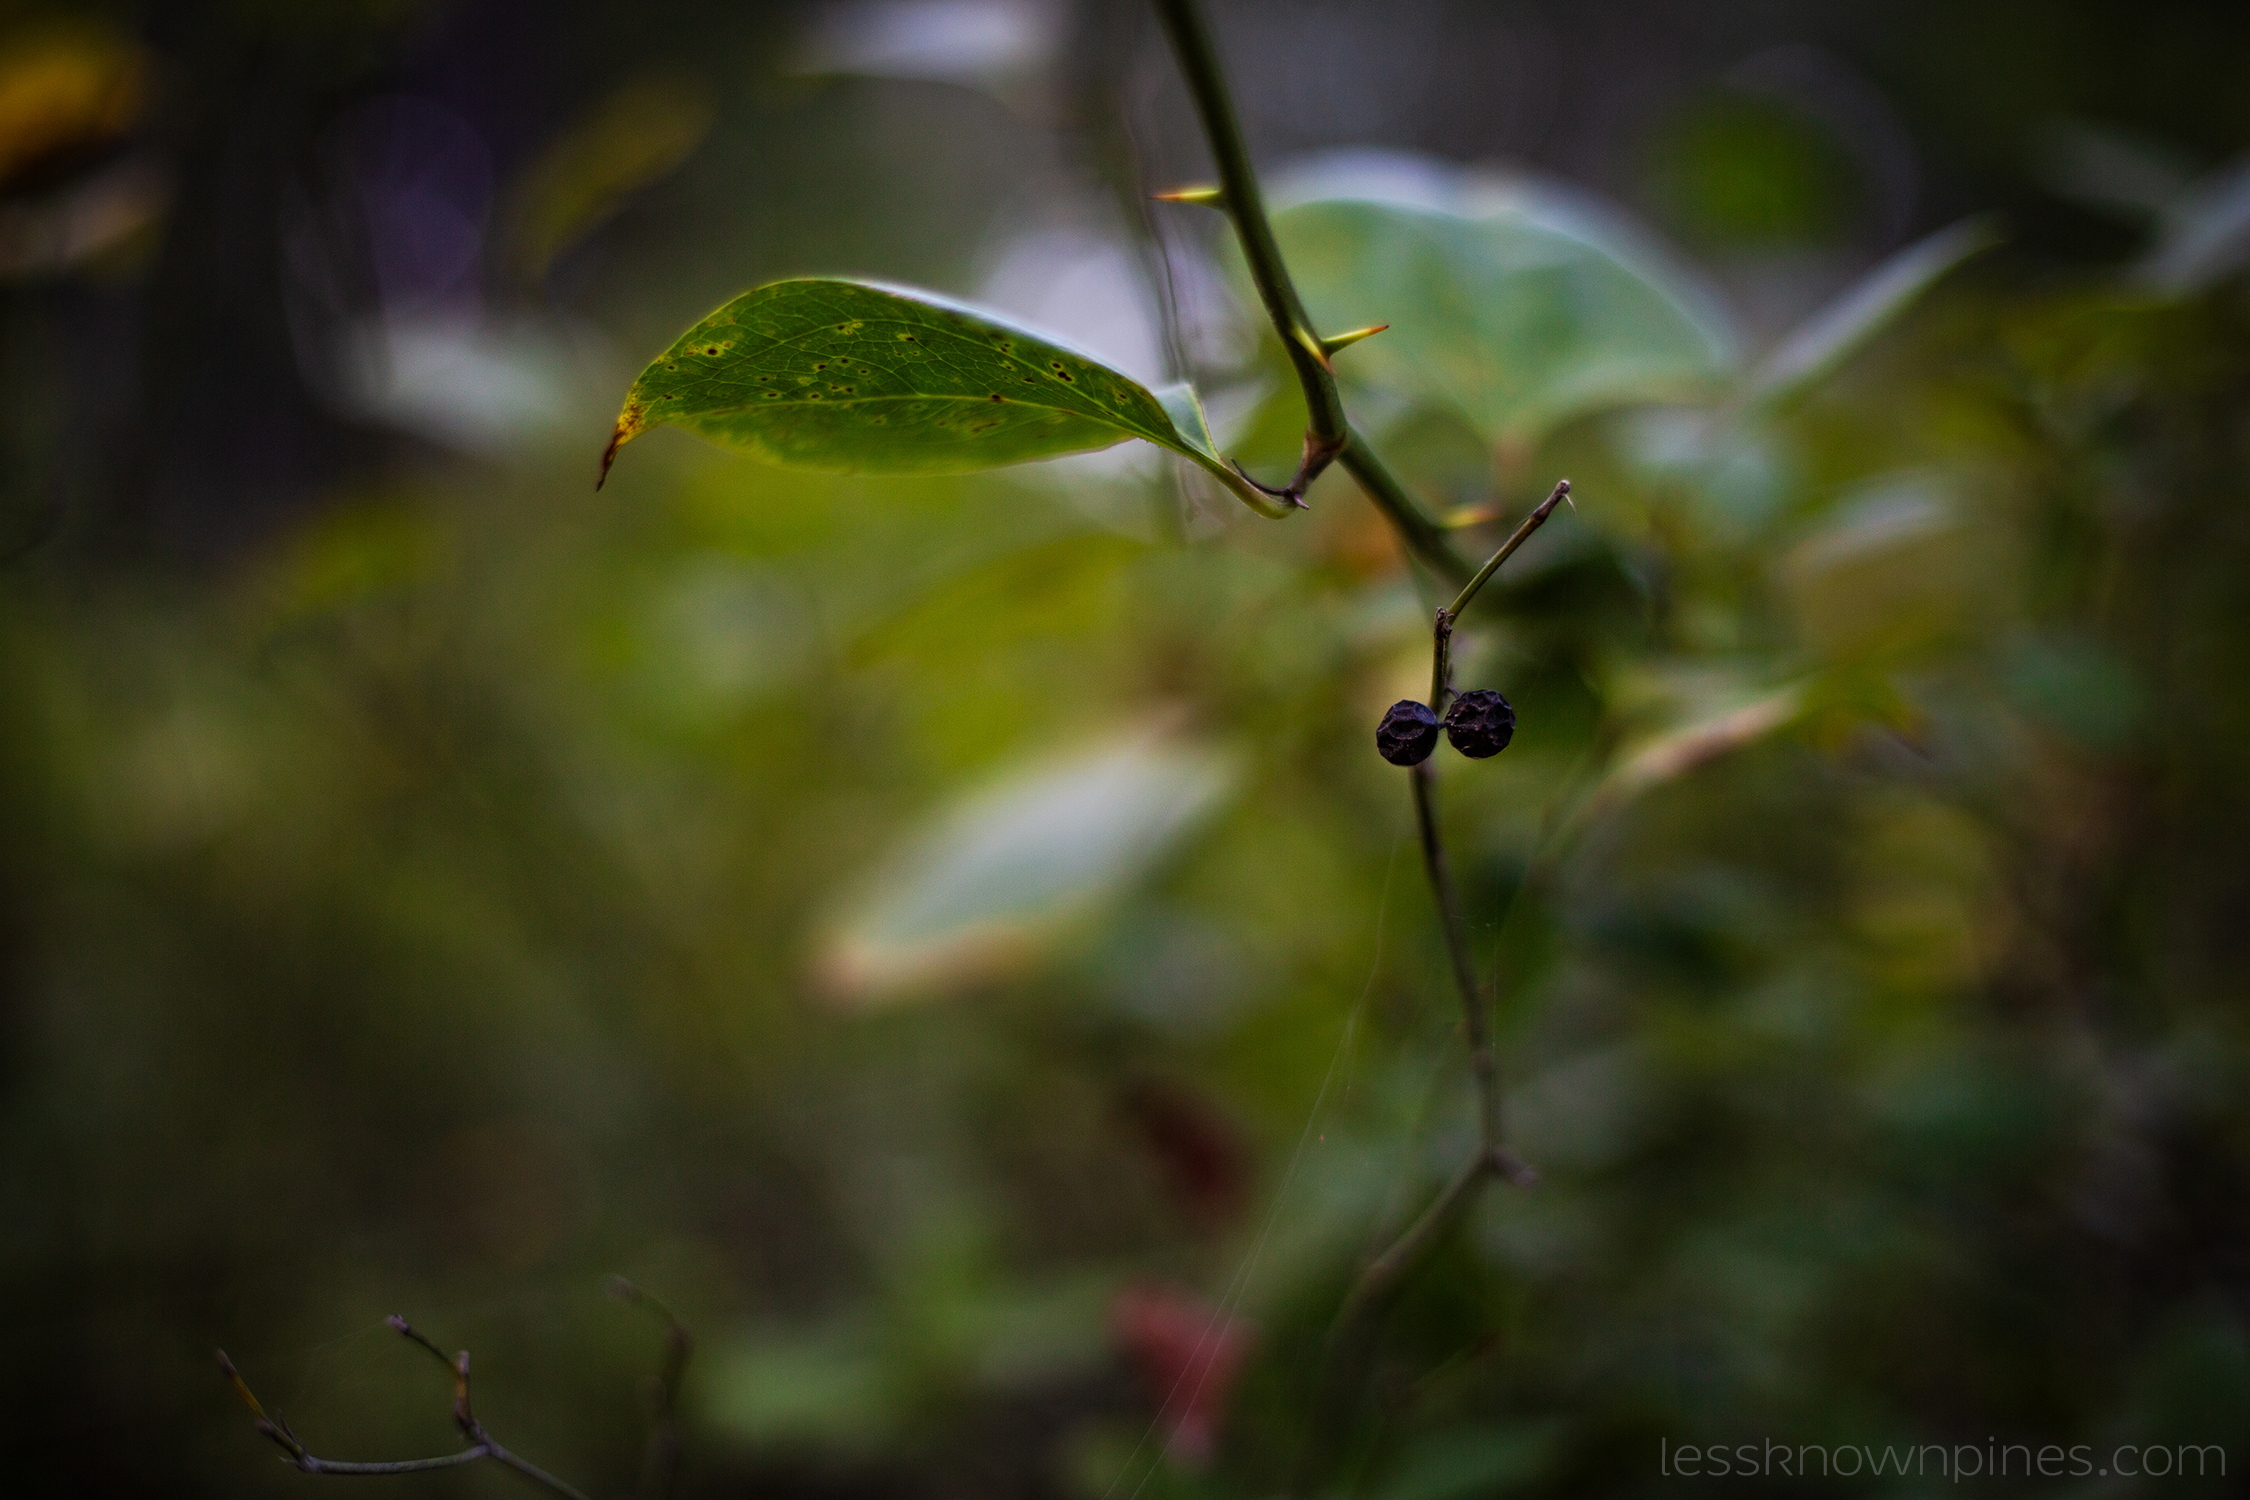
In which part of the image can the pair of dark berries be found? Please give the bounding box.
[1376,690,1514,765]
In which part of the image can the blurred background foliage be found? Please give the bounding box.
[3,1,2250,1496]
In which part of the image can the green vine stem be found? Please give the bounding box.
[1148,0,1344,495]
[1420,481,1570,1169]
[1292,492,1562,1490]
[1145,5,1574,1484]
[1148,0,1470,587]
[1339,429,1474,586]
[1431,479,1573,709]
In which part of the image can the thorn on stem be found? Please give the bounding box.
[1319,324,1388,357]
[1228,458,1307,509]
[1151,184,1224,207]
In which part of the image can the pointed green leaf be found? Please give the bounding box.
[2140,151,2250,296]
[1747,216,2001,406]
[1152,381,1227,472]
[818,727,1238,1005]
[1269,185,1736,448]
[1573,681,1810,833]
[600,278,1290,516]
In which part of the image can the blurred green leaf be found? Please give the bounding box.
[1271,187,1735,447]
[1643,89,1861,249]
[1375,1425,1558,1500]
[2034,120,2197,223]
[701,1268,1112,1449]
[819,725,1237,1004]
[1578,681,1809,829]
[1779,473,1980,657]
[249,499,441,624]
[602,279,1290,514]
[504,69,714,283]
[2001,631,2143,751]
[1747,216,2002,405]
[703,1315,894,1448]
[2140,151,2250,296]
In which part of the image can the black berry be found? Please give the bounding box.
[1443,689,1515,758]
[1375,700,1441,766]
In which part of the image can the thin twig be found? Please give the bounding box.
[1289,1152,1493,1492]
[610,1277,694,1500]
[1345,1153,1492,1331]
[219,1318,592,1500]
[1431,479,1571,714]
[1411,760,1500,1150]
[1446,479,1573,622]
[1417,480,1573,1159]
[1290,486,1564,1492]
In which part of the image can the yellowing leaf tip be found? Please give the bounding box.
[596,402,648,489]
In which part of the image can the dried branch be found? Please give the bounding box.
[219,1301,700,1500]
[608,1278,693,1500]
